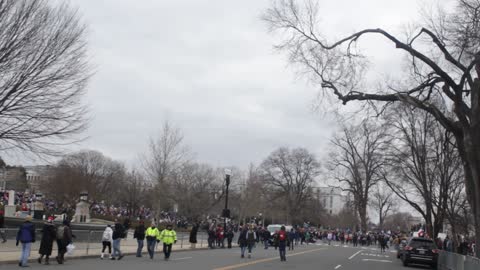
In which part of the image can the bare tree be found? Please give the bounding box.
[142,121,191,215]
[370,183,396,230]
[264,0,480,256]
[0,0,90,155]
[169,162,221,221]
[120,170,149,218]
[383,212,415,232]
[45,150,126,208]
[328,121,388,231]
[384,104,462,238]
[260,147,320,225]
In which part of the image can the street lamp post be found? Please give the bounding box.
[223,169,232,231]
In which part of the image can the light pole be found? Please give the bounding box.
[223,169,231,231]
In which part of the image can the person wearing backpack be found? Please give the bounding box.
[112,219,125,260]
[101,225,113,260]
[134,220,146,258]
[56,220,72,264]
[16,215,36,267]
[38,217,56,265]
[278,226,288,262]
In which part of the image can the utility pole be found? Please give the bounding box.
[223,169,231,231]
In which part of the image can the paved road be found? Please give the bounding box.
[0,243,434,270]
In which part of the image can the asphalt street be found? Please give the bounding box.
[0,243,435,270]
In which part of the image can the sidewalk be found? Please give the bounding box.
[0,235,211,265]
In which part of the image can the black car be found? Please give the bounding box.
[401,237,439,269]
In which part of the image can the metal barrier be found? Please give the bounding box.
[438,251,480,270]
[0,228,211,256]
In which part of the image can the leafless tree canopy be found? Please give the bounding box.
[0,0,90,155]
[142,121,192,214]
[384,104,464,238]
[45,150,126,208]
[370,183,396,231]
[264,0,480,257]
[260,147,320,224]
[328,121,388,231]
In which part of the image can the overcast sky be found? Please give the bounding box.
[30,0,435,170]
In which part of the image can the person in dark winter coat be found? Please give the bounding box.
[226,228,234,249]
[38,217,56,264]
[133,221,146,257]
[112,219,125,260]
[0,210,6,243]
[56,220,73,264]
[189,223,199,249]
[16,216,36,267]
[237,225,248,258]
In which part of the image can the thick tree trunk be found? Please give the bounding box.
[458,78,480,258]
[359,204,368,232]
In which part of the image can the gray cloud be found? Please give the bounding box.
[21,0,428,169]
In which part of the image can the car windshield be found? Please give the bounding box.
[268,226,281,233]
[409,239,435,249]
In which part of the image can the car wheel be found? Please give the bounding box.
[402,255,409,267]
[431,263,437,270]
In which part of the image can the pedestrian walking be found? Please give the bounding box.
[288,229,295,250]
[226,227,234,249]
[112,219,125,260]
[134,220,146,257]
[16,215,36,267]
[145,223,160,259]
[208,225,216,249]
[262,228,270,249]
[189,223,199,249]
[216,224,225,248]
[238,225,248,258]
[55,220,72,264]
[159,224,177,260]
[0,209,6,243]
[38,217,56,265]
[246,225,256,259]
[100,225,113,260]
[278,226,288,262]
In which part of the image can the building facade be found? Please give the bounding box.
[24,165,53,194]
[315,186,349,215]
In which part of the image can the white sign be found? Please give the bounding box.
[225,169,232,176]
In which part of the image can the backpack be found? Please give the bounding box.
[247,231,255,242]
[118,225,126,238]
[57,226,65,240]
[279,231,286,241]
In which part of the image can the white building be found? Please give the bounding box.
[315,187,349,215]
[24,165,53,193]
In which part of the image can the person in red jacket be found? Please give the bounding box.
[216,225,225,248]
[278,226,288,262]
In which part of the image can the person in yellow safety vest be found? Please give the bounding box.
[145,223,161,259]
[159,224,177,260]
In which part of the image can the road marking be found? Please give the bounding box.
[334,265,342,269]
[212,248,325,270]
[348,250,363,260]
[172,257,192,261]
[362,259,393,263]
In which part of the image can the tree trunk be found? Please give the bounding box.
[358,204,368,232]
[459,78,480,258]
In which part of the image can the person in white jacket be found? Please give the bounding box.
[101,225,113,259]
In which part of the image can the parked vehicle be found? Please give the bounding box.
[401,237,439,269]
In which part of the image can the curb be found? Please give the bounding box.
[0,247,211,265]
